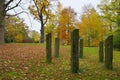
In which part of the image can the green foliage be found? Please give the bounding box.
[44,16,56,35]
[78,7,105,46]
[28,0,51,20]
[4,16,29,43]
[29,30,40,43]
[100,0,120,27]
[28,0,56,43]
[113,29,120,50]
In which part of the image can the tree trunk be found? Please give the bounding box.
[0,0,5,44]
[46,33,52,63]
[0,25,5,44]
[79,38,83,58]
[54,37,60,58]
[99,41,104,62]
[39,13,45,43]
[40,31,44,43]
[105,35,113,70]
[71,29,79,73]
[88,36,91,47]
[117,8,120,28]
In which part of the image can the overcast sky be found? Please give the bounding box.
[17,0,102,32]
[60,0,101,13]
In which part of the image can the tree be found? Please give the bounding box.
[100,0,120,50]
[78,7,106,46]
[29,30,40,43]
[53,2,63,38]
[44,14,56,34]
[29,0,56,43]
[0,0,5,44]
[58,7,76,45]
[5,16,29,43]
[113,29,120,50]
[15,34,23,43]
[0,0,23,44]
[100,0,120,29]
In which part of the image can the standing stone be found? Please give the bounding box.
[79,38,84,58]
[54,37,60,58]
[99,41,104,62]
[105,35,113,69]
[71,29,79,73]
[46,33,52,63]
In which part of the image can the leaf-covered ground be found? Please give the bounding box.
[0,44,120,80]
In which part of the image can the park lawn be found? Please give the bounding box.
[0,44,120,80]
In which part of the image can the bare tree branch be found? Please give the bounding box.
[6,11,27,16]
[6,0,22,12]
[5,0,14,9]
[43,9,50,25]
[33,0,42,20]
[19,5,25,10]
[43,16,48,25]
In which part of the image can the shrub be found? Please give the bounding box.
[113,29,120,50]
[22,38,34,43]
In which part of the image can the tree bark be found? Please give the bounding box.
[79,38,83,58]
[0,0,5,44]
[40,25,44,43]
[105,35,113,70]
[46,33,52,63]
[88,36,91,47]
[71,29,79,73]
[99,41,104,62]
[0,25,5,44]
[40,15,44,43]
[54,37,60,58]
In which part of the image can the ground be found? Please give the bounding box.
[0,44,120,80]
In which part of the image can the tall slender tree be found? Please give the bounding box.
[0,0,5,44]
[59,7,77,44]
[78,6,105,46]
[29,0,57,43]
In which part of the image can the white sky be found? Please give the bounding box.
[15,0,102,33]
[60,0,101,13]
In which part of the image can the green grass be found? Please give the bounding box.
[0,44,120,80]
[8,43,43,46]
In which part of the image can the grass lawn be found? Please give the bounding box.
[0,43,120,80]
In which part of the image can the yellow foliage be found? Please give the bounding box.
[34,36,39,43]
[78,8,107,46]
[15,34,23,43]
[59,26,67,40]
[58,7,77,44]
[5,16,28,43]
[29,0,51,20]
